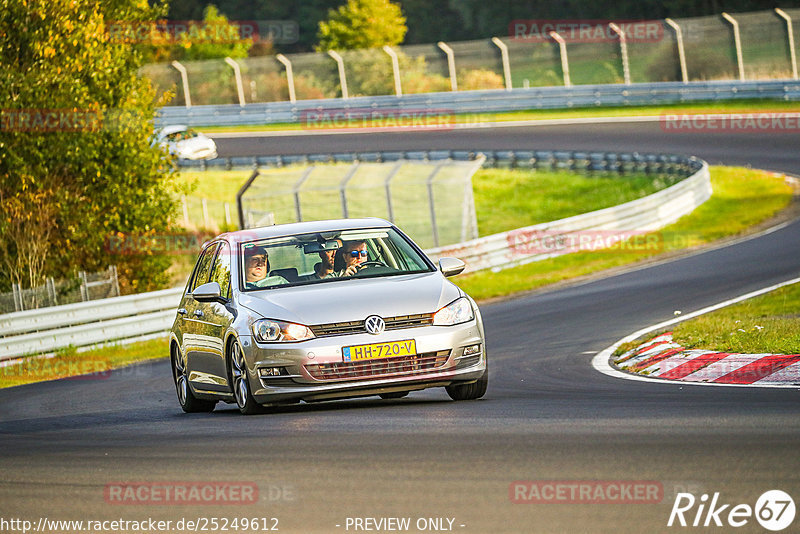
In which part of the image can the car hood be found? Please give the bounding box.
[237,272,461,325]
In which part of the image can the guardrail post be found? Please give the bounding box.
[224,202,232,227]
[293,166,316,222]
[224,57,246,107]
[775,8,799,80]
[170,61,192,108]
[722,12,745,81]
[79,271,89,302]
[437,41,458,91]
[46,277,58,306]
[491,37,513,90]
[12,283,23,311]
[664,19,688,83]
[276,54,297,103]
[339,162,360,218]
[608,23,631,85]
[548,31,571,87]
[201,198,210,228]
[110,265,120,298]
[383,45,403,96]
[327,50,349,99]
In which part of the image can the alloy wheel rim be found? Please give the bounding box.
[173,349,188,406]
[231,343,247,409]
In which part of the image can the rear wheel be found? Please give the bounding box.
[171,345,216,413]
[229,340,266,415]
[445,366,488,401]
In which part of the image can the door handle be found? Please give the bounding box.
[177,308,187,315]
[193,310,204,318]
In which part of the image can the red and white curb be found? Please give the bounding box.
[592,276,800,389]
[614,332,800,385]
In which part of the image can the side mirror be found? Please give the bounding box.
[193,281,223,302]
[438,257,466,277]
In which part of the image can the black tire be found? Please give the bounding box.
[445,366,488,401]
[171,345,216,413]
[379,391,409,400]
[228,339,266,415]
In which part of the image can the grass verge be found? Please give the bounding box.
[0,337,167,389]
[672,281,800,355]
[197,99,800,134]
[453,166,793,301]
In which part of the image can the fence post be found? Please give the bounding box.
[608,23,631,85]
[181,195,190,226]
[293,166,316,222]
[339,162,361,218]
[110,265,120,297]
[224,57,246,107]
[79,271,89,302]
[491,37,513,90]
[47,277,58,306]
[664,19,688,83]
[722,12,745,81]
[170,61,192,108]
[224,202,233,227]
[201,198,210,228]
[276,54,297,103]
[327,50,349,99]
[383,46,403,97]
[425,162,446,248]
[775,9,799,80]
[383,162,404,223]
[437,42,458,91]
[12,283,23,312]
[549,31,571,87]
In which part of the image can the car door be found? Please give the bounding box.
[181,242,221,393]
[190,241,235,393]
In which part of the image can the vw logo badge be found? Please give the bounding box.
[365,315,385,335]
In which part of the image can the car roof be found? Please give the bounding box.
[219,218,394,246]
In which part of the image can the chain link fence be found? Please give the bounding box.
[236,157,483,250]
[0,267,120,314]
[142,9,800,106]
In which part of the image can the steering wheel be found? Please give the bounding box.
[357,260,388,270]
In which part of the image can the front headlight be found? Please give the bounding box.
[432,297,474,326]
[252,319,315,343]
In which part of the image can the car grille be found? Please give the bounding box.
[310,314,433,337]
[305,350,450,381]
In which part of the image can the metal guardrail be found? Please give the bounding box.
[0,150,706,361]
[155,80,800,128]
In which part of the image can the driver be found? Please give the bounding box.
[336,240,368,277]
[244,245,287,289]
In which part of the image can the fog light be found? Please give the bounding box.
[463,344,481,356]
[259,367,284,377]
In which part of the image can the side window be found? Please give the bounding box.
[190,243,219,292]
[210,242,231,299]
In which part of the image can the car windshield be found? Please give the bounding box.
[239,227,435,291]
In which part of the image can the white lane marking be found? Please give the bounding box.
[591,276,800,388]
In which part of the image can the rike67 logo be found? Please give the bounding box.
[668,490,796,531]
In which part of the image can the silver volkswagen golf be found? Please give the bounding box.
[169,218,487,414]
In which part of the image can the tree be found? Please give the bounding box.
[172,5,252,61]
[0,0,181,293]
[316,0,407,51]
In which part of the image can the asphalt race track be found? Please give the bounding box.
[1,121,799,533]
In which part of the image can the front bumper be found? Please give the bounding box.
[239,321,486,403]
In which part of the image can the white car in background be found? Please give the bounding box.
[156,125,218,160]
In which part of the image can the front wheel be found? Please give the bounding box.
[229,340,266,415]
[445,366,488,401]
[172,345,216,413]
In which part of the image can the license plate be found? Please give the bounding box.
[342,339,417,362]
